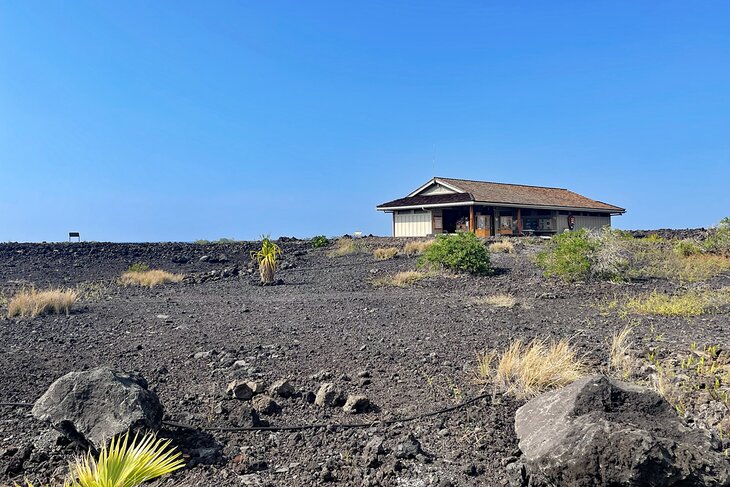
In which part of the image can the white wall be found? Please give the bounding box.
[420,183,456,196]
[394,210,432,237]
[556,214,612,232]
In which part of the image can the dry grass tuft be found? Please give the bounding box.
[476,338,586,398]
[372,271,425,288]
[8,288,78,318]
[120,270,184,288]
[488,240,515,254]
[403,240,434,257]
[473,294,517,308]
[373,247,399,261]
[609,325,634,379]
[625,289,730,317]
[329,239,359,257]
[648,253,730,282]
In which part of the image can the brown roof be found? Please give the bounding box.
[376,192,472,209]
[377,177,625,213]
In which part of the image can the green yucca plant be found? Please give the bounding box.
[251,235,283,284]
[15,432,184,487]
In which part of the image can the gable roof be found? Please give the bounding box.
[377,177,625,213]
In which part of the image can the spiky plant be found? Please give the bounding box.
[70,432,184,487]
[251,235,283,284]
[14,432,183,487]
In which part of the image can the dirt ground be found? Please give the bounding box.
[1,237,728,486]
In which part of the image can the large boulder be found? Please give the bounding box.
[32,367,163,450]
[514,375,730,487]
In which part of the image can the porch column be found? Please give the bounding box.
[517,208,522,235]
[469,205,475,233]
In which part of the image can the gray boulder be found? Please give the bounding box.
[32,367,163,450]
[514,375,730,487]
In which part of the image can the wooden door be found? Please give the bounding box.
[476,215,489,238]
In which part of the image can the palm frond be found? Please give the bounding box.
[70,431,184,487]
[250,235,283,284]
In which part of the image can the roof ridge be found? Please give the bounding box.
[435,176,567,191]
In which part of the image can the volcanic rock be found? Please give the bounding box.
[314,383,342,407]
[342,394,370,414]
[269,379,294,398]
[514,375,730,487]
[252,395,280,416]
[31,367,163,450]
[227,380,254,400]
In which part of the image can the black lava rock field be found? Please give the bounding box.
[1,237,728,486]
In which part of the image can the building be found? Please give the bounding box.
[376,177,625,237]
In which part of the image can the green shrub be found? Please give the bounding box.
[673,239,702,257]
[704,217,730,257]
[127,262,151,273]
[535,229,597,281]
[419,232,492,274]
[311,235,330,248]
[589,228,632,280]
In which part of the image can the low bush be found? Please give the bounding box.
[535,229,598,281]
[372,270,425,288]
[473,294,517,308]
[488,240,515,254]
[403,240,433,257]
[373,247,399,260]
[419,232,492,275]
[311,235,330,248]
[476,338,586,398]
[120,270,184,288]
[704,217,730,257]
[329,238,359,257]
[673,239,702,257]
[7,288,78,317]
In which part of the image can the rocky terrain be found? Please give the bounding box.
[0,235,729,486]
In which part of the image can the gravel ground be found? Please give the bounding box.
[0,238,728,486]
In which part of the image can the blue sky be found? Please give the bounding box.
[1,1,728,242]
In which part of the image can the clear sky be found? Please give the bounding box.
[1,1,728,242]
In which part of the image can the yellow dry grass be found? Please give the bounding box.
[372,270,425,288]
[329,239,359,257]
[120,270,183,288]
[609,325,634,379]
[488,240,515,254]
[649,253,730,282]
[373,247,399,260]
[7,288,78,318]
[403,240,434,257]
[476,338,586,398]
[625,288,730,317]
[473,294,517,308]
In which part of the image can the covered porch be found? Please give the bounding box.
[430,205,559,237]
